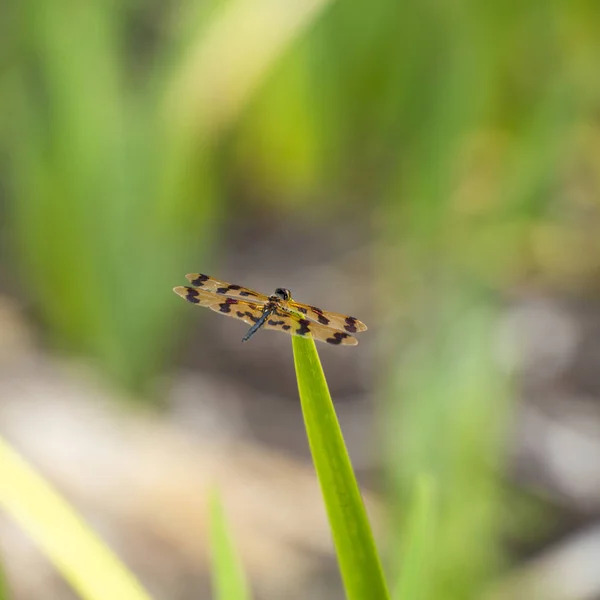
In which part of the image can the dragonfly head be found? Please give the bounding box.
[274,287,291,301]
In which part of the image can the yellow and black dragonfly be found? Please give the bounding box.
[174,273,367,346]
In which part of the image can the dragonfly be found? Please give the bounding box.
[173,273,367,346]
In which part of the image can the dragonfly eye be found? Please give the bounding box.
[274,287,291,301]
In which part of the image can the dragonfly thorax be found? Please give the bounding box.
[273,287,291,301]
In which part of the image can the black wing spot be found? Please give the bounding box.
[219,299,237,313]
[344,316,358,333]
[185,289,200,304]
[191,274,209,286]
[296,318,311,336]
[217,284,246,294]
[327,332,349,345]
[317,314,330,325]
[236,311,246,318]
[268,319,285,326]
[310,305,323,314]
[245,311,259,323]
[239,290,255,297]
[297,306,308,314]
[282,324,291,331]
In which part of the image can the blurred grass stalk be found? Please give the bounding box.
[379,3,578,599]
[167,0,332,141]
[0,438,153,600]
[392,476,435,600]
[208,488,252,600]
[0,559,7,600]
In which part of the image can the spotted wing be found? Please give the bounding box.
[264,308,358,346]
[286,300,367,334]
[185,273,268,303]
[174,286,263,326]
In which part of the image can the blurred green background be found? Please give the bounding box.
[1,1,600,599]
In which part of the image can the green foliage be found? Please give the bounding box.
[208,488,252,600]
[292,336,390,600]
[382,292,513,600]
[5,0,217,393]
[372,6,583,599]
[2,0,333,394]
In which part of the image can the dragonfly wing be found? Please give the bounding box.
[185,273,268,302]
[287,301,367,333]
[264,308,358,346]
[174,286,264,326]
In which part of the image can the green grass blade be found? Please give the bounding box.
[0,437,154,600]
[292,335,390,600]
[209,488,251,600]
[394,476,436,600]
